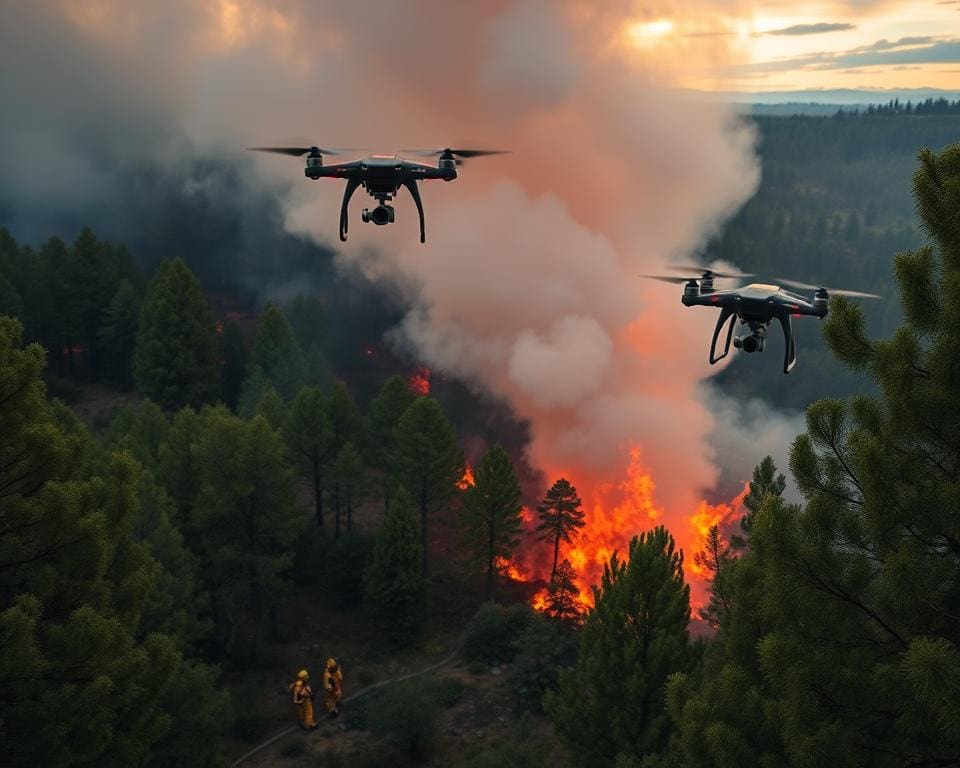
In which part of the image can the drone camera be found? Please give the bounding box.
[362,204,395,226]
[734,333,765,354]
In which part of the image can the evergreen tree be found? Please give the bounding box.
[287,386,335,527]
[193,411,302,664]
[535,478,586,580]
[545,526,692,767]
[365,374,416,511]
[332,441,366,536]
[133,258,219,409]
[219,319,246,410]
[326,379,363,453]
[254,385,289,433]
[248,302,303,400]
[693,524,733,628]
[733,455,786,549]
[461,444,523,601]
[544,558,583,627]
[363,486,427,645]
[394,396,465,576]
[157,406,205,538]
[0,316,186,766]
[98,279,140,389]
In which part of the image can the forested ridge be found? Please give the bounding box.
[1,113,959,766]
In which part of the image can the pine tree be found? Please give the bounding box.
[332,441,366,536]
[248,302,303,400]
[535,478,586,580]
[97,279,140,389]
[394,396,465,576]
[254,385,290,432]
[133,258,219,409]
[327,380,363,452]
[219,319,246,410]
[192,411,302,664]
[693,524,732,628]
[545,526,692,766]
[461,444,523,601]
[365,374,416,511]
[732,455,786,549]
[0,316,185,766]
[363,486,427,645]
[287,386,335,527]
[544,558,583,627]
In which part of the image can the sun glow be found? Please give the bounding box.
[627,19,675,45]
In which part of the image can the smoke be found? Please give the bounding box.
[0,1,808,589]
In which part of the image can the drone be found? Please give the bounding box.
[248,145,508,243]
[640,265,880,373]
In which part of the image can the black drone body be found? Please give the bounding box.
[642,267,879,373]
[248,146,507,243]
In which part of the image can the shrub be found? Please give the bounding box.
[463,602,533,664]
[367,680,439,757]
[511,614,579,712]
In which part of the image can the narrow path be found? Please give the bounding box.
[229,636,464,767]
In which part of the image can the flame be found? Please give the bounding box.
[457,464,475,490]
[497,447,748,615]
[408,367,431,396]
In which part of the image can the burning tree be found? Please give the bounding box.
[535,478,586,581]
[544,559,583,627]
[460,443,523,601]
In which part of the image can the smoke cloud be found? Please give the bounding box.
[0,1,802,594]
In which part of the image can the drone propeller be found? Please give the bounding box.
[775,278,881,299]
[667,264,756,280]
[401,147,510,165]
[247,146,363,157]
[638,274,700,284]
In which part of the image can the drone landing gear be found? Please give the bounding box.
[339,178,361,242]
[709,312,798,374]
[401,179,426,243]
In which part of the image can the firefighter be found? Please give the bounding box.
[290,669,317,729]
[322,658,343,718]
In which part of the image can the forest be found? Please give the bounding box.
[1,112,959,767]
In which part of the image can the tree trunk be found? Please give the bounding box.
[486,514,495,602]
[313,449,324,527]
[334,484,341,538]
[552,532,560,581]
[347,495,353,533]
[421,476,428,576]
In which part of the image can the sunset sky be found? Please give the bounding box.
[622,0,960,91]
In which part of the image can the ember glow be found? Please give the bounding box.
[457,464,475,491]
[407,367,431,396]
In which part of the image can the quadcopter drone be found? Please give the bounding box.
[641,266,880,373]
[248,145,508,243]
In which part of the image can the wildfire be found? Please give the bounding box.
[497,446,749,616]
[408,366,431,396]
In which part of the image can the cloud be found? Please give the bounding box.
[765,22,856,36]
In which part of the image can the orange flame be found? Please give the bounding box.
[408,367,431,396]
[457,464,475,490]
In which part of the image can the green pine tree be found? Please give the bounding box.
[332,441,367,536]
[287,386,335,527]
[249,302,303,400]
[133,258,219,408]
[363,486,428,645]
[98,279,141,389]
[219,319,247,410]
[536,478,586,581]
[193,410,302,664]
[545,526,692,767]
[365,374,416,511]
[461,444,523,601]
[693,524,733,628]
[732,455,786,549]
[394,396,465,576]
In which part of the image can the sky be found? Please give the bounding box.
[623,0,960,91]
